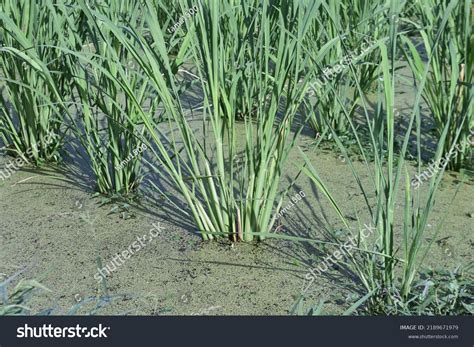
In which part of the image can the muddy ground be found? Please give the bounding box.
[1,143,472,315]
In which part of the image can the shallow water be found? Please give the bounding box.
[1,131,472,315]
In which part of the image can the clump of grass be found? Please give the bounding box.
[299,0,471,314]
[0,0,72,165]
[303,1,388,137]
[66,1,153,196]
[0,272,50,315]
[181,0,319,241]
[401,0,473,171]
[293,265,473,315]
[67,0,194,197]
[0,271,134,315]
[384,265,473,315]
[82,0,319,241]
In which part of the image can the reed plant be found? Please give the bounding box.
[67,0,152,196]
[0,0,72,165]
[299,0,469,313]
[71,0,197,196]
[303,0,387,137]
[77,0,319,240]
[402,0,473,171]
[183,0,321,240]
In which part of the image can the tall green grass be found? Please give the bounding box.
[182,0,320,240]
[0,0,188,195]
[0,0,71,165]
[299,0,469,313]
[402,0,473,171]
[73,0,319,240]
[303,0,387,137]
[67,1,152,195]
